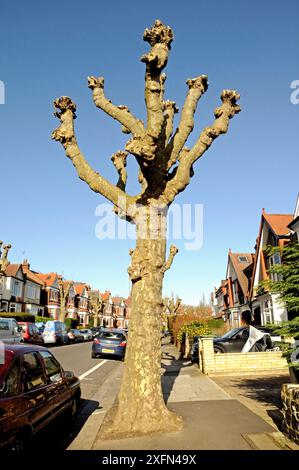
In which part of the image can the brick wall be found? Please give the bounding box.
[281,383,299,444]
[199,337,288,376]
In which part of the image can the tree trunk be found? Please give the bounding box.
[98,213,183,439]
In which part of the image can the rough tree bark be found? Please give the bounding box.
[90,292,103,327]
[52,19,240,439]
[58,278,73,323]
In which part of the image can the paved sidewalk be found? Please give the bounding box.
[69,340,285,450]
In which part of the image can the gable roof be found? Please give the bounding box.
[22,266,44,286]
[101,291,111,302]
[263,213,293,236]
[228,252,253,297]
[36,272,59,287]
[4,264,24,279]
[112,296,124,306]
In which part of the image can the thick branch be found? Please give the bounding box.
[161,90,241,205]
[141,20,173,140]
[163,100,179,146]
[162,245,179,273]
[88,76,144,136]
[52,96,136,219]
[165,75,208,169]
[111,150,128,191]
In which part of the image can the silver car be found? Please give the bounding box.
[79,329,93,341]
[0,318,23,344]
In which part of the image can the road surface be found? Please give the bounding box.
[30,341,122,449]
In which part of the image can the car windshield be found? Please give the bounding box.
[99,332,125,340]
[218,328,243,339]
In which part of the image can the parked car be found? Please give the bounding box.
[35,322,46,334]
[92,328,127,359]
[42,321,69,346]
[90,327,103,339]
[17,322,44,345]
[67,329,84,343]
[0,343,81,450]
[191,326,274,361]
[79,329,93,342]
[213,326,273,354]
[0,318,23,344]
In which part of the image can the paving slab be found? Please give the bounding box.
[92,399,276,450]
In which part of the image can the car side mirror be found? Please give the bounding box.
[64,370,75,379]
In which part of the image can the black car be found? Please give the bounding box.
[191,326,273,361]
[92,328,127,359]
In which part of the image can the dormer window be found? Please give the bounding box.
[238,256,248,263]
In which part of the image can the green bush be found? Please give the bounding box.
[177,320,211,342]
[34,315,51,323]
[0,312,36,323]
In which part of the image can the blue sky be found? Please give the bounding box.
[0,0,298,305]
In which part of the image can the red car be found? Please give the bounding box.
[0,344,81,450]
[17,322,44,345]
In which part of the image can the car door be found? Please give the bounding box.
[0,357,26,446]
[230,328,249,352]
[21,351,50,432]
[39,350,71,418]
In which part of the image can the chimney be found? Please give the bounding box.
[22,259,30,270]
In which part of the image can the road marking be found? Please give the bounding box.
[79,360,108,380]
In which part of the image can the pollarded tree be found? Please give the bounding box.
[52,20,240,439]
[58,277,73,323]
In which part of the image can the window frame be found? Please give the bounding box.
[0,357,21,398]
[21,351,47,392]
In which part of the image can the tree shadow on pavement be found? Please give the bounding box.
[161,346,194,403]
[28,399,101,450]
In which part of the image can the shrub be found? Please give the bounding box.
[34,315,51,323]
[0,312,36,323]
[177,320,211,343]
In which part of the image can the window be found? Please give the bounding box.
[263,300,274,324]
[238,256,248,263]
[12,280,22,297]
[39,351,62,383]
[50,290,58,301]
[0,320,9,331]
[269,253,283,281]
[0,359,20,397]
[27,284,38,299]
[22,352,46,391]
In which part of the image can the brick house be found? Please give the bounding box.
[250,209,293,325]
[124,297,131,328]
[100,290,113,327]
[111,296,126,328]
[74,283,90,326]
[216,251,253,327]
[37,272,60,319]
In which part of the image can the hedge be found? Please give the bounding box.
[0,312,36,323]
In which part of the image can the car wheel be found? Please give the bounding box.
[214,347,223,354]
[67,394,80,422]
[10,428,31,451]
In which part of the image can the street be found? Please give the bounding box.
[29,341,122,450]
